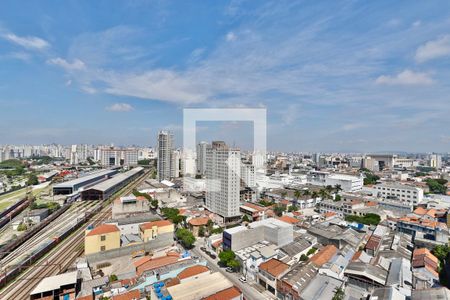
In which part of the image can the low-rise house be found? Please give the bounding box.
[85,224,121,255]
[112,195,150,219]
[23,208,49,223]
[278,235,317,265]
[236,243,277,282]
[412,248,439,289]
[240,202,269,221]
[223,218,293,251]
[300,274,344,300]
[277,262,319,300]
[139,220,174,242]
[188,217,209,236]
[258,258,290,296]
[310,245,338,267]
[318,245,354,280]
[30,271,80,300]
[345,262,388,290]
[385,257,412,297]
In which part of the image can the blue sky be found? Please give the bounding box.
[1,0,450,152]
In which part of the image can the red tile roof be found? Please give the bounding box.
[259,258,289,277]
[310,245,338,267]
[86,224,119,237]
[202,286,242,300]
[136,254,180,276]
[111,290,140,300]
[189,217,210,226]
[276,215,299,224]
[139,220,173,231]
[177,265,209,280]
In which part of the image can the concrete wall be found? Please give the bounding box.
[86,233,174,263]
[85,231,121,255]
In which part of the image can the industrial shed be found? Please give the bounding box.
[52,169,118,195]
[81,167,144,200]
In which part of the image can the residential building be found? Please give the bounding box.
[112,195,150,219]
[258,258,290,295]
[196,141,208,176]
[223,218,293,251]
[374,183,424,205]
[412,248,439,289]
[84,224,121,255]
[205,141,241,221]
[157,130,174,181]
[139,220,174,242]
[100,147,138,167]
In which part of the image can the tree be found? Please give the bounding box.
[345,213,380,225]
[17,222,27,231]
[311,191,319,199]
[150,199,158,209]
[273,205,285,217]
[176,228,196,248]
[426,179,448,195]
[334,194,342,202]
[300,254,308,261]
[332,288,345,300]
[334,184,342,193]
[219,250,236,266]
[302,189,311,196]
[207,219,214,234]
[109,274,118,282]
[198,226,205,237]
[227,259,240,270]
[288,205,299,212]
[307,247,317,256]
[433,245,450,261]
[242,214,251,223]
[27,174,38,186]
[325,185,333,193]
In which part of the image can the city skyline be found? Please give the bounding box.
[1,1,450,152]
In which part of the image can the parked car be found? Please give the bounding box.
[239,277,247,283]
[209,253,217,259]
[226,267,234,273]
[200,247,206,252]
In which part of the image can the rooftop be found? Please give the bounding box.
[259,258,290,277]
[167,272,233,300]
[177,265,210,280]
[31,271,78,295]
[310,245,338,267]
[84,167,144,192]
[139,219,173,231]
[86,224,119,237]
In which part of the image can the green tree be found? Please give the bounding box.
[334,194,342,202]
[273,205,285,217]
[307,247,317,256]
[345,213,380,225]
[198,225,205,237]
[288,205,299,212]
[302,189,311,196]
[334,184,342,193]
[109,274,118,282]
[332,288,345,300]
[311,191,319,199]
[176,228,196,248]
[17,222,27,231]
[300,254,308,261]
[242,214,251,222]
[433,245,450,261]
[27,174,39,186]
[150,199,158,209]
[219,250,236,266]
[227,259,240,270]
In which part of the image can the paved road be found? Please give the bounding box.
[191,239,273,300]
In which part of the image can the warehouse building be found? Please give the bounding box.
[81,167,144,200]
[52,169,118,195]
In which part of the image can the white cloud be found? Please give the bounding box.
[375,69,433,86]
[415,35,450,63]
[412,20,421,28]
[105,103,134,112]
[1,33,49,50]
[226,32,236,41]
[47,57,86,71]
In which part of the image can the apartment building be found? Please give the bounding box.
[374,183,423,205]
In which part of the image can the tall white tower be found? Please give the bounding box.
[205,141,241,220]
[157,131,174,181]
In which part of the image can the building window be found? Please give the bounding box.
[100,246,106,251]
[100,235,106,241]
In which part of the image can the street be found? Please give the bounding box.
[191,238,275,300]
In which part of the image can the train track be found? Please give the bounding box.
[0,170,150,300]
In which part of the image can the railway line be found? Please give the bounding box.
[0,169,151,300]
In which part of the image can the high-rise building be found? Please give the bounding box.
[205,141,241,221]
[171,149,180,178]
[196,141,208,176]
[429,154,442,169]
[70,145,78,165]
[157,131,174,181]
[100,147,138,167]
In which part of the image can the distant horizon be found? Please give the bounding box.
[1,1,450,151]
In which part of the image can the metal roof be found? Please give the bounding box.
[53,169,117,189]
[31,271,78,295]
[83,167,143,192]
